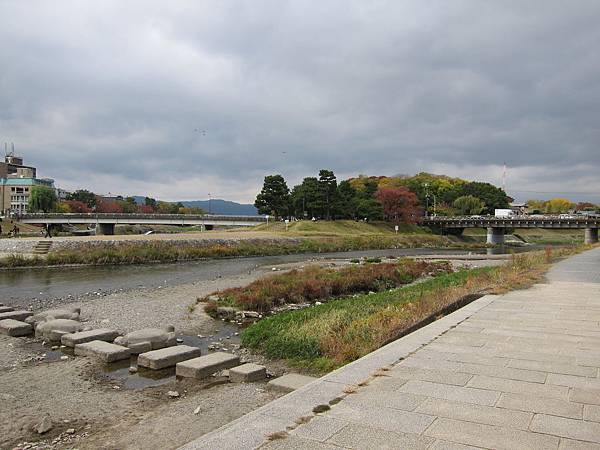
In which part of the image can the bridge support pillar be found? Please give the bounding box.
[486,227,505,245]
[96,223,115,235]
[585,228,598,244]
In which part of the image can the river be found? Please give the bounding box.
[0,245,542,303]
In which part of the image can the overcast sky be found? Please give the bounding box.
[1,1,599,203]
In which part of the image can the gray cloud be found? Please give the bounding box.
[1,0,599,203]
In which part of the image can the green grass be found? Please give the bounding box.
[251,220,426,236]
[241,245,586,373]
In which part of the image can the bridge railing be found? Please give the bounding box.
[19,213,267,222]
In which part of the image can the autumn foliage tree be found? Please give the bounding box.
[375,187,422,224]
[64,199,91,213]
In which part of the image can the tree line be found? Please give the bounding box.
[27,187,205,215]
[254,171,512,222]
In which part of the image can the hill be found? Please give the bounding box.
[132,196,258,215]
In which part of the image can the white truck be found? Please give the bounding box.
[494,209,517,217]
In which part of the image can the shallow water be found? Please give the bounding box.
[0,246,541,304]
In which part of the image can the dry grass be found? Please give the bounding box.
[242,245,586,373]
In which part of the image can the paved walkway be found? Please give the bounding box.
[182,248,600,450]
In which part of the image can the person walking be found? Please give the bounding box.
[44,224,52,238]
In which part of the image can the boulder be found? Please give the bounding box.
[35,319,85,342]
[26,307,81,328]
[113,325,177,354]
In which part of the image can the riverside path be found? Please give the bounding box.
[181,248,600,450]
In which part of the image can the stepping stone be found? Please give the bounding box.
[74,340,131,362]
[0,310,33,322]
[61,329,120,347]
[0,306,14,313]
[176,352,240,379]
[138,345,202,370]
[0,319,33,337]
[268,374,317,393]
[229,363,267,383]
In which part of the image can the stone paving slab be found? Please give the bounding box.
[138,345,202,370]
[0,318,33,337]
[229,363,267,383]
[74,340,131,362]
[0,306,14,313]
[0,310,33,321]
[179,248,600,450]
[176,352,240,379]
[61,328,120,347]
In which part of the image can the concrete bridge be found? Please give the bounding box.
[18,213,266,235]
[423,215,600,245]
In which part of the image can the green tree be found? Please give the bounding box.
[291,177,320,218]
[66,189,97,208]
[335,180,358,219]
[317,169,338,220]
[356,198,383,221]
[28,186,57,213]
[453,195,485,215]
[457,182,510,214]
[144,197,157,209]
[254,174,290,218]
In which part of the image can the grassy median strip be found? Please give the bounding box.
[0,234,475,268]
[241,246,585,373]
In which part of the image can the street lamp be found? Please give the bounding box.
[208,193,212,214]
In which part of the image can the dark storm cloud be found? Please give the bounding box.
[1,0,599,202]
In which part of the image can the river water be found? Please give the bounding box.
[0,246,539,303]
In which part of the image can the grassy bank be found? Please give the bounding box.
[251,220,426,236]
[241,245,585,373]
[202,259,452,314]
[0,233,477,269]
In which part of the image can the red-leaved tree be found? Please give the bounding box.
[96,198,123,213]
[64,200,91,213]
[375,187,422,224]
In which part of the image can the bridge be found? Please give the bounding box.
[18,213,266,235]
[423,215,600,244]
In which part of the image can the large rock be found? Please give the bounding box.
[138,345,202,370]
[35,319,85,342]
[26,307,80,328]
[0,306,14,313]
[114,326,177,354]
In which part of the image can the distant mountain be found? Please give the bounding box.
[132,196,258,216]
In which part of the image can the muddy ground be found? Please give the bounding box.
[0,256,503,450]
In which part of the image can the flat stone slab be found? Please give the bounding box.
[138,345,202,370]
[268,374,317,393]
[61,329,120,347]
[0,319,33,337]
[0,306,15,313]
[176,352,240,379]
[74,340,131,362]
[229,363,267,383]
[0,310,33,322]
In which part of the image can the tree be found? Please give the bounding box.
[254,174,290,217]
[356,198,383,221]
[375,187,422,224]
[544,198,573,214]
[144,197,157,209]
[335,180,358,219]
[290,177,320,218]
[457,182,510,214]
[28,186,57,213]
[453,195,485,215]
[116,196,138,213]
[67,190,97,208]
[96,197,123,213]
[317,169,338,220]
[64,199,91,213]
